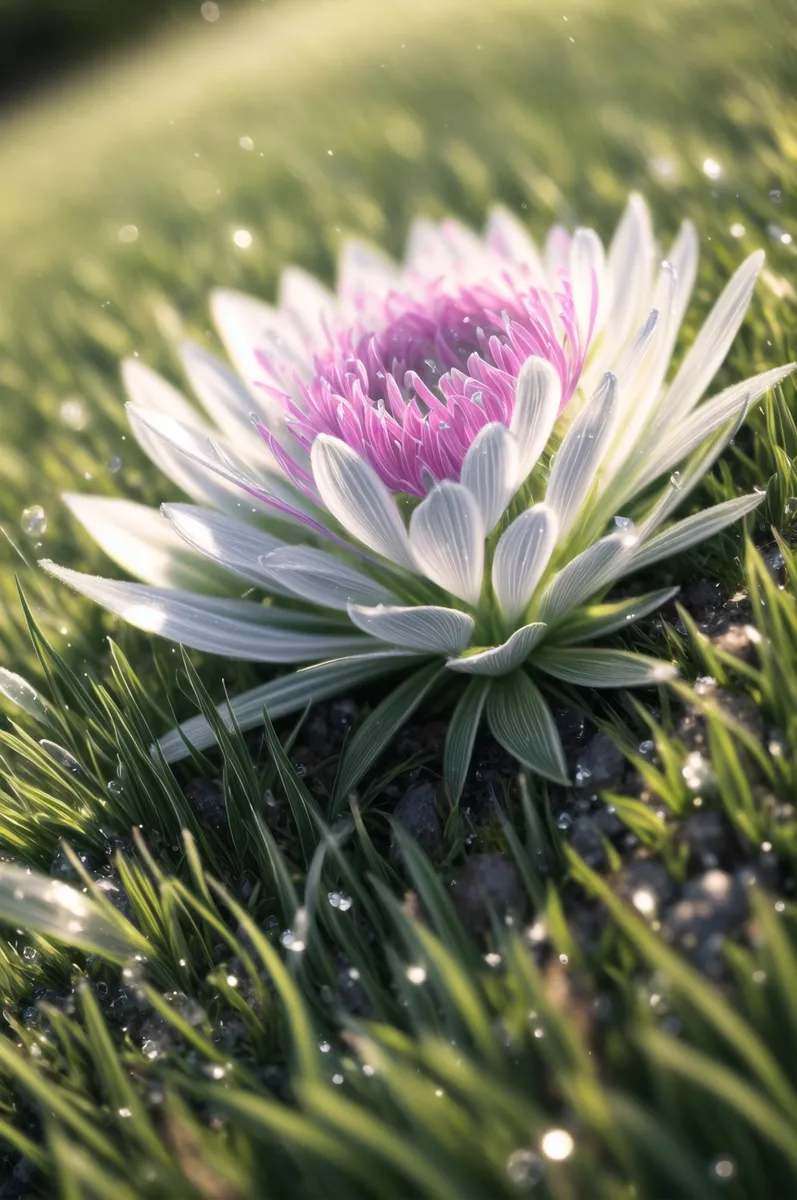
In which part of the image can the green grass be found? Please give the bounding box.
[0,0,797,1194]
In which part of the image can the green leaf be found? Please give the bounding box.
[443,677,492,803]
[486,671,569,784]
[534,646,676,687]
[549,587,679,645]
[159,651,423,762]
[260,706,324,865]
[570,853,797,1116]
[641,1028,797,1170]
[332,662,445,812]
[628,491,764,573]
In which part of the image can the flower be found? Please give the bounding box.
[43,195,793,797]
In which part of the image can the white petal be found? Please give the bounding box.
[261,546,397,611]
[484,206,545,278]
[346,604,474,654]
[446,623,546,676]
[570,227,605,343]
[158,651,419,763]
[278,266,336,347]
[122,358,208,429]
[654,250,765,429]
[64,494,229,592]
[658,219,700,368]
[492,504,558,622]
[460,423,519,534]
[338,239,399,302]
[179,341,275,444]
[545,371,619,539]
[509,357,562,481]
[409,482,484,605]
[543,224,571,282]
[615,308,659,393]
[442,216,486,258]
[127,404,304,518]
[603,193,656,355]
[537,530,637,623]
[41,563,368,662]
[632,363,796,492]
[404,218,450,275]
[211,288,309,396]
[311,435,415,569]
[162,503,292,592]
[123,360,241,508]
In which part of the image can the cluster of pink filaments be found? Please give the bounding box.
[257,268,596,497]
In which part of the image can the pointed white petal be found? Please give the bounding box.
[492,503,558,622]
[484,205,545,277]
[127,403,305,519]
[162,503,295,593]
[615,308,659,393]
[535,647,676,687]
[211,288,309,395]
[64,494,231,592]
[446,623,546,676]
[628,493,764,574]
[439,216,487,265]
[632,363,796,492]
[460,422,519,534]
[158,651,419,762]
[262,546,397,611]
[570,227,605,343]
[537,530,637,623]
[602,193,655,355]
[311,435,415,569]
[486,671,569,784]
[409,482,484,605]
[543,224,571,282]
[659,219,700,366]
[509,357,562,481]
[347,604,474,654]
[179,341,274,443]
[123,360,241,508]
[338,238,399,302]
[545,371,619,539]
[41,563,369,662]
[122,358,208,429]
[404,218,449,275]
[278,266,336,346]
[654,250,765,428]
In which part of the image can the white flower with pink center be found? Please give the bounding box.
[43,195,794,795]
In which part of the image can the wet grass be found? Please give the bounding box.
[0,0,796,1194]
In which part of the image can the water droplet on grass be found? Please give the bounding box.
[21,506,46,536]
[506,1149,545,1189]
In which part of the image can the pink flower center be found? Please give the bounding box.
[260,269,596,496]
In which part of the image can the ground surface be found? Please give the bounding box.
[0,0,796,1196]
